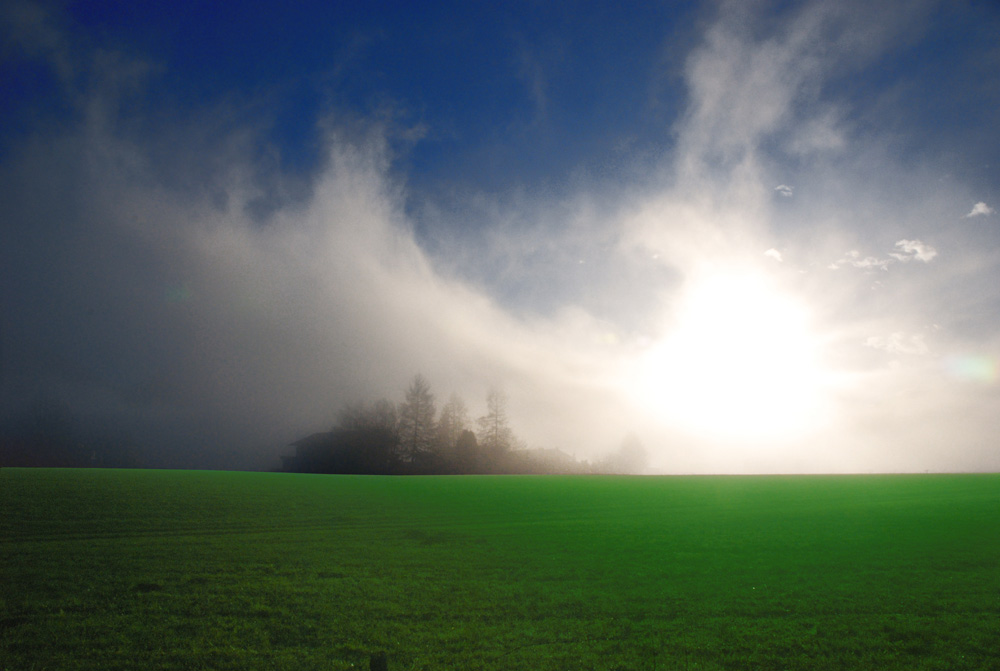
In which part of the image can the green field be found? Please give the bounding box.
[2,469,999,670]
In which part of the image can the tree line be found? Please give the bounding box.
[281,374,648,475]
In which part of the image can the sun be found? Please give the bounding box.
[631,269,829,443]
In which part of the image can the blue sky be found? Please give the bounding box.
[2,0,999,472]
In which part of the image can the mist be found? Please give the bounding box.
[2,0,999,472]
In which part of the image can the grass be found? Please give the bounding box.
[2,469,999,670]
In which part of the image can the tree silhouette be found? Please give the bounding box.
[281,376,626,475]
[476,387,513,470]
[453,429,479,474]
[333,399,401,472]
[436,393,470,459]
[397,374,437,467]
[337,398,399,435]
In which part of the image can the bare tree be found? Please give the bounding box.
[436,393,470,455]
[476,387,514,462]
[398,374,437,464]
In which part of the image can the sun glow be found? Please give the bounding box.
[632,270,829,443]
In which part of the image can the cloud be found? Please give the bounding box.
[1,121,640,468]
[764,248,783,262]
[0,1,75,84]
[784,109,846,155]
[774,184,794,197]
[889,239,937,262]
[829,239,936,270]
[966,201,996,217]
[828,250,891,271]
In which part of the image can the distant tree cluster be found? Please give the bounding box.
[281,375,648,475]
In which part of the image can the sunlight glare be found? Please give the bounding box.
[632,270,828,443]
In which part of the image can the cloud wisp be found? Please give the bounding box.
[966,202,995,218]
[890,239,938,263]
[829,240,938,270]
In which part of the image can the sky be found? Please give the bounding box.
[2,0,999,473]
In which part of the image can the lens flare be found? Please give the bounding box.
[944,355,998,384]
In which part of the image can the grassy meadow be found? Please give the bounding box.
[2,469,999,670]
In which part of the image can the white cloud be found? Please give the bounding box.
[764,248,783,262]
[774,184,794,197]
[830,239,937,270]
[784,109,846,155]
[829,249,890,271]
[966,202,996,217]
[889,239,937,262]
